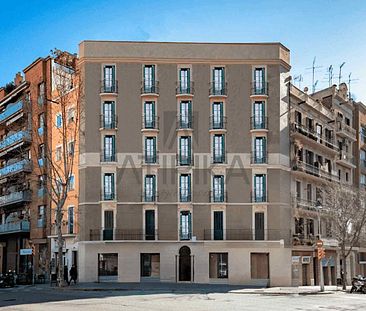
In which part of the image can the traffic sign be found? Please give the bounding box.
[20,248,32,256]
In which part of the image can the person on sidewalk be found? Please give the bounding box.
[69,265,78,285]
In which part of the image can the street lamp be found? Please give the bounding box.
[316,201,325,292]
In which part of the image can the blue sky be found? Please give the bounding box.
[1,0,365,101]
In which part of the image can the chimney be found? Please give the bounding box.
[14,72,23,86]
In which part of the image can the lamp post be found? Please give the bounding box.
[316,201,325,292]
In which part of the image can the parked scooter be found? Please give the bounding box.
[350,275,366,293]
[0,270,16,288]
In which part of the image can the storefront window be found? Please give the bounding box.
[140,253,160,278]
[98,253,118,281]
[209,253,228,279]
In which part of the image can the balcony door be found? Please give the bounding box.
[213,67,224,92]
[145,210,155,240]
[213,211,223,240]
[103,210,114,240]
[103,65,115,92]
[103,102,115,128]
[255,212,265,240]
[212,102,223,129]
[253,101,265,129]
[144,65,155,90]
[179,68,190,93]
[144,102,155,128]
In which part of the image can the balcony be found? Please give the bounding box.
[100,115,118,130]
[251,152,268,164]
[336,118,356,141]
[0,101,24,125]
[250,116,268,131]
[102,192,115,201]
[0,190,31,208]
[209,116,227,130]
[0,159,31,180]
[0,220,30,235]
[90,229,158,241]
[292,160,339,182]
[176,82,194,96]
[142,192,158,203]
[251,82,268,96]
[100,151,116,162]
[177,154,193,166]
[142,116,159,130]
[211,154,226,164]
[141,81,159,95]
[293,197,318,211]
[209,82,227,97]
[203,229,288,241]
[292,233,317,246]
[337,150,356,168]
[177,116,193,130]
[179,193,192,203]
[100,80,118,94]
[290,122,338,154]
[209,191,227,203]
[0,131,31,155]
[143,153,159,165]
[251,192,267,203]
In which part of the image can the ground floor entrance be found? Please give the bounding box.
[179,246,191,282]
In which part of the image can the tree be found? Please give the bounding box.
[322,183,366,290]
[33,49,82,286]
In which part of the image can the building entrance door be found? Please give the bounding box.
[179,246,191,281]
[302,264,308,286]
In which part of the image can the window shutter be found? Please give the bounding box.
[153,137,156,160]
[112,136,116,159]
[152,65,155,83]
[221,68,225,89]
[179,137,182,163]
[112,66,115,86]
[263,175,266,200]
[152,175,156,198]
[221,135,225,161]
[188,174,191,199]
[219,102,223,124]
[188,212,192,236]
[220,176,224,199]
[111,174,115,199]
[188,101,192,125]
[263,137,267,160]
[188,137,192,162]
[213,136,216,159]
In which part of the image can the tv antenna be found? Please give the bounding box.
[306,57,323,93]
[294,74,303,88]
[327,65,334,86]
[338,62,346,85]
[347,72,359,100]
[313,80,319,92]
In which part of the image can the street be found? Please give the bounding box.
[1,285,366,310]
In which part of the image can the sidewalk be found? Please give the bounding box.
[231,285,350,295]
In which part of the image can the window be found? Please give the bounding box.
[179,174,191,202]
[103,173,115,200]
[212,67,225,94]
[213,134,225,163]
[141,254,160,278]
[103,210,114,240]
[296,181,301,199]
[346,172,349,182]
[252,101,266,129]
[68,141,75,156]
[38,83,45,105]
[212,175,224,202]
[179,136,192,165]
[306,183,312,202]
[213,211,224,240]
[295,218,304,236]
[362,126,366,143]
[56,113,62,128]
[68,175,75,191]
[103,65,116,92]
[145,137,157,164]
[180,211,192,240]
[209,253,228,279]
[361,174,366,186]
[144,175,156,202]
[179,101,192,129]
[98,253,118,278]
[38,144,45,166]
[67,108,75,124]
[144,101,156,128]
[37,205,45,228]
[212,102,224,129]
[255,212,265,240]
[254,174,266,202]
[56,146,62,161]
[251,253,269,279]
[143,65,155,92]
[38,113,45,128]
[361,150,366,166]
[103,135,116,162]
[103,101,116,129]
[253,137,266,163]
[145,210,155,240]
[179,68,191,93]
[68,206,74,234]
[306,219,314,237]
[253,68,266,94]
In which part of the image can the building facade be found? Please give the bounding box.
[77,41,292,285]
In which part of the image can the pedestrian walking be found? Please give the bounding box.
[69,265,78,285]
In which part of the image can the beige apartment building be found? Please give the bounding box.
[77,41,293,286]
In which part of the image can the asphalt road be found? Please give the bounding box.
[1,285,366,310]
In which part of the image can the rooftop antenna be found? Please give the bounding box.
[347,72,359,100]
[327,65,334,86]
[306,57,322,93]
[294,74,303,88]
[338,62,346,85]
[314,80,319,92]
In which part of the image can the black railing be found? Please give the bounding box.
[142,192,158,203]
[176,81,194,95]
[209,116,227,130]
[90,229,158,241]
[176,154,193,166]
[251,82,268,95]
[211,154,226,164]
[102,192,115,201]
[209,191,227,203]
[177,115,193,129]
[251,192,267,203]
[250,116,268,130]
[141,81,159,94]
[100,151,116,162]
[204,229,288,241]
[209,82,227,96]
[144,152,158,164]
[251,152,268,164]
[142,116,159,129]
[100,115,118,129]
[179,193,192,203]
[101,80,118,93]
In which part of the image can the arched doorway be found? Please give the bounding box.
[179,246,191,281]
